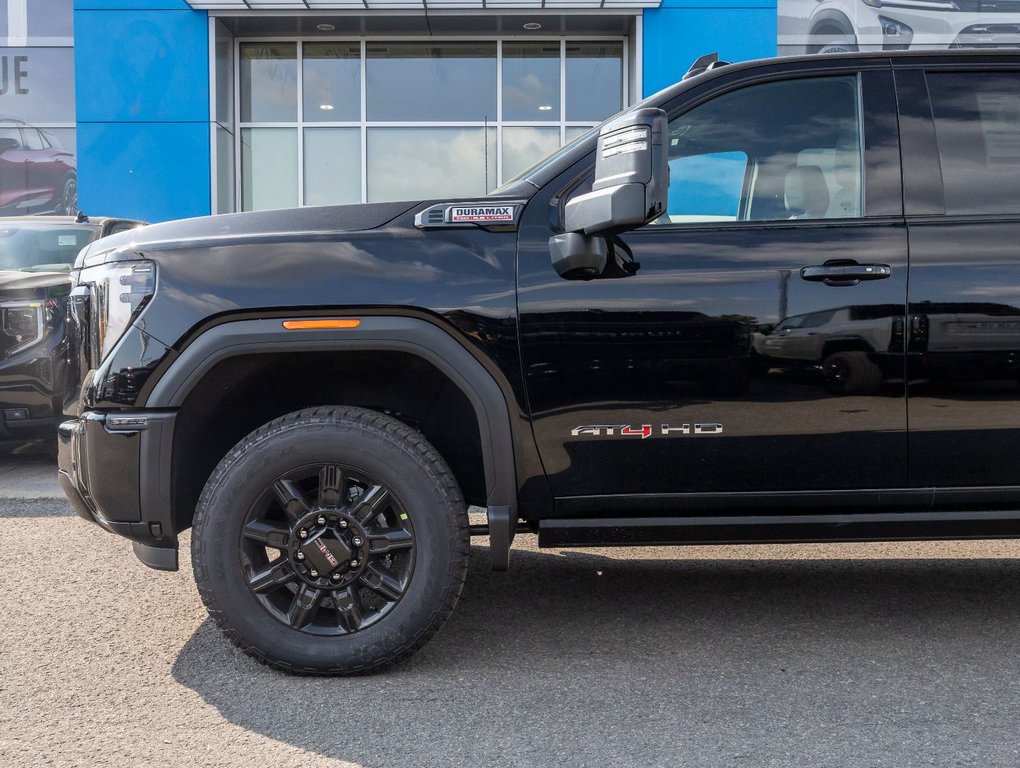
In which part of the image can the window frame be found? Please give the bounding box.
[920,67,1020,219]
[555,63,903,232]
[649,72,868,228]
[233,35,629,211]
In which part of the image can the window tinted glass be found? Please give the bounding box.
[927,72,1020,216]
[565,43,623,121]
[0,126,22,149]
[303,43,361,122]
[667,151,748,222]
[21,129,44,151]
[800,309,836,328]
[366,127,496,202]
[649,76,864,225]
[0,224,97,271]
[503,43,560,121]
[366,43,496,122]
[240,44,297,122]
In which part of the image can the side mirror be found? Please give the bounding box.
[0,137,20,153]
[551,108,668,279]
[565,108,669,235]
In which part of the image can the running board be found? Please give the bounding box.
[538,511,1020,548]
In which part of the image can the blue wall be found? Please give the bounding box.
[74,2,210,223]
[642,0,778,97]
[71,2,780,221]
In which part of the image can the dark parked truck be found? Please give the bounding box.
[0,216,143,439]
[59,50,1020,674]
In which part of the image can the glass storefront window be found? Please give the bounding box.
[305,128,361,206]
[565,125,594,143]
[502,126,561,181]
[366,42,496,122]
[303,43,360,123]
[367,127,496,202]
[27,0,73,39]
[232,38,623,210]
[240,43,297,122]
[565,42,623,122]
[216,126,234,215]
[503,43,561,122]
[241,128,297,211]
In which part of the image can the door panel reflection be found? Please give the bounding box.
[907,222,1020,488]
[518,221,909,499]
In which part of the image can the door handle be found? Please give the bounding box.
[800,260,892,286]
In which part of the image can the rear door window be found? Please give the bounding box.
[926,72,1020,216]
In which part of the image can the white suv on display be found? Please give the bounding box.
[779,0,1020,54]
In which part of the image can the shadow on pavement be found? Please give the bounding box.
[172,545,1020,767]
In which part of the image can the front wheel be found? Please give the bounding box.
[191,406,469,675]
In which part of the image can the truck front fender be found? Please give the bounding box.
[145,315,519,569]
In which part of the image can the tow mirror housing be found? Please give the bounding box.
[564,108,669,235]
[551,108,668,279]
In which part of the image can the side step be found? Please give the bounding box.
[538,511,1020,548]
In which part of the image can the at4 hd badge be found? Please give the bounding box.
[570,423,724,439]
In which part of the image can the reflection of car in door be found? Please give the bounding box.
[520,58,908,497]
[0,117,77,216]
[753,305,903,393]
[908,302,1020,383]
[523,310,754,398]
[778,0,1020,55]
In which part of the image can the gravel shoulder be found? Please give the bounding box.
[2,497,1020,767]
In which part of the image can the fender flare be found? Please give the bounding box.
[145,316,518,569]
[809,10,857,41]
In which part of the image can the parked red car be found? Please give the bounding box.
[0,117,77,217]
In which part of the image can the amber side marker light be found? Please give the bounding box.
[282,319,361,330]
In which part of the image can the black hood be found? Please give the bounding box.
[0,269,71,301]
[75,201,422,268]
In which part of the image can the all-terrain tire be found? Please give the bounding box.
[191,406,469,675]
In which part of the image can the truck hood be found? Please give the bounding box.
[0,269,72,301]
[74,200,422,268]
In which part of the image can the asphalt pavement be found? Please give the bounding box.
[2,458,1020,767]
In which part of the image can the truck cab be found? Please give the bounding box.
[58,49,1020,674]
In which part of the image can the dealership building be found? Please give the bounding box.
[2,0,769,224]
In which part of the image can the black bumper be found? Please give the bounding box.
[57,410,180,570]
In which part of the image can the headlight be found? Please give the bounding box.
[85,260,156,362]
[2,302,44,356]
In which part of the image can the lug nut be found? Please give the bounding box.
[295,551,305,561]
[339,519,349,529]
[350,559,360,568]
[316,515,326,525]
[298,529,308,539]
[331,573,342,582]
[352,537,363,547]
[309,569,319,578]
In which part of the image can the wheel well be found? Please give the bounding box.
[170,350,485,533]
[809,16,857,50]
[822,339,874,359]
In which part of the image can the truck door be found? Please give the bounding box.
[517,66,909,506]
[898,63,1020,490]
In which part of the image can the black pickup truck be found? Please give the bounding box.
[59,50,1020,674]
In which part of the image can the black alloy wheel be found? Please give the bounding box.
[240,463,415,636]
[192,406,469,675]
